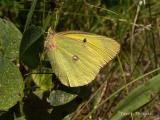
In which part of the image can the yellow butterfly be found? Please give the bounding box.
[45,27,120,87]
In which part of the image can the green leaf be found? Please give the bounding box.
[31,68,53,91]
[20,25,44,69]
[110,74,160,120]
[15,116,26,120]
[0,112,5,116]
[63,113,74,120]
[0,59,24,111]
[33,89,45,100]
[47,90,77,106]
[0,18,22,60]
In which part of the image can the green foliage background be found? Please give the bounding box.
[0,0,160,120]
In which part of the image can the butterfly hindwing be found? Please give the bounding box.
[46,30,120,87]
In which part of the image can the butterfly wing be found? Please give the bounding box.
[46,30,120,87]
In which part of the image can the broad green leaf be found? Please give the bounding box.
[47,90,77,106]
[20,25,44,69]
[0,18,22,60]
[63,113,74,120]
[0,59,24,111]
[110,74,160,120]
[0,112,5,116]
[31,68,53,91]
[33,89,45,100]
[15,116,26,120]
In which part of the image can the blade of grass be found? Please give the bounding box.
[24,0,38,32]
[131,0,142,72]
[42,0,46,28]
[82,67,160,120]
[117,56,128,94]
[147,0,158,68]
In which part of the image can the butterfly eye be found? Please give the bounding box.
[83,38,87,43]
[72,55,79,61]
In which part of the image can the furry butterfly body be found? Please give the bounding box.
[46,28,120,87]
